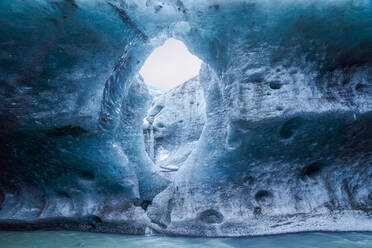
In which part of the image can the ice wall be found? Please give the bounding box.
[147,0,372,236]
[0,0,371,236]
[143,76,205,179]
[0,0,168,233]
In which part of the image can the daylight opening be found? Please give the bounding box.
[139,38,202,90]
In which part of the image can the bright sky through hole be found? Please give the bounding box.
[139,38,202,90]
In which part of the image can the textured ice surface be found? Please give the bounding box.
[0,0,371,237]
[143,76,205,179]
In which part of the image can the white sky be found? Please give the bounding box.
[139,38,202,90]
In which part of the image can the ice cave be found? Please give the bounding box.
[0,0,371,247]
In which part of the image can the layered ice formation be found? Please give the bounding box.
[0,0,371,236]
[143,76,205,179]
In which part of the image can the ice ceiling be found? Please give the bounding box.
[0,0,371,237]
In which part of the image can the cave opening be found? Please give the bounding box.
[139,38,202,90]
[139,38,206,178]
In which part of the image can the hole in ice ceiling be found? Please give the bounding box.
[141,39,206,178]
[139,38,202,90]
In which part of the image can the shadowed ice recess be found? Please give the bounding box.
[0,0,371,238]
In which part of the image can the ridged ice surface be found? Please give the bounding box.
[0,0,371,237]
[143,77,205,178]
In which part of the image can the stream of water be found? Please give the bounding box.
[1,231,371,248]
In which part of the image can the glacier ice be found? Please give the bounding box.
[143,76,205,179]
[0,0,371,237]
